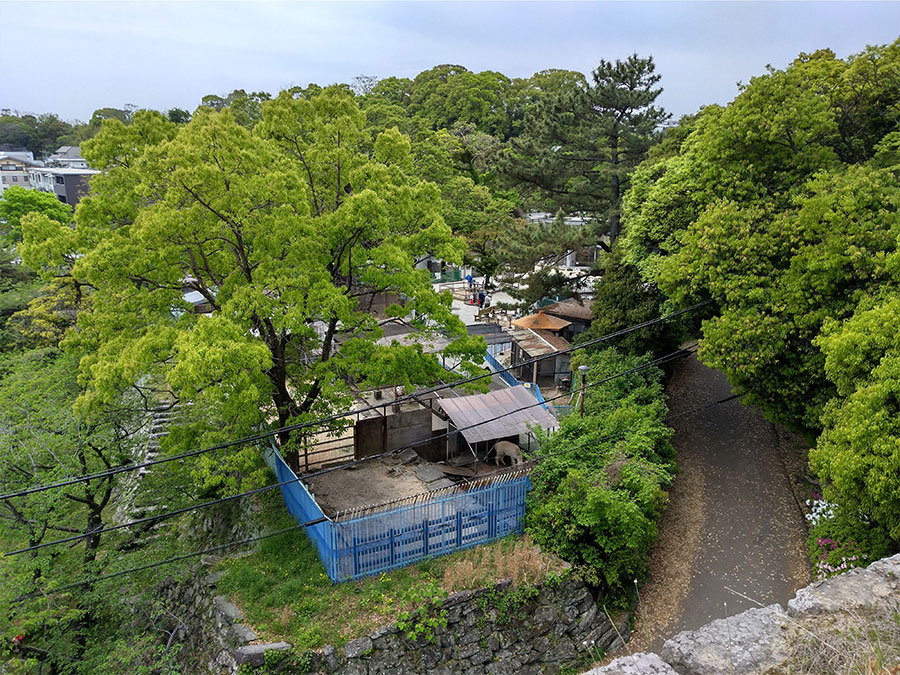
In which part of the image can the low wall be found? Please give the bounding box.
[590,552,900,674]
[306,575,629,675]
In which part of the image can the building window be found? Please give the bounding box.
[1,164,16,171]
[57,195,67,204]
[23,175,28,181]
[55,176,65,184]
[12,176,17,182]
[1,177,5,183]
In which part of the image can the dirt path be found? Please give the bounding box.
[623,354,811,654]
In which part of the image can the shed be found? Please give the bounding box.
[437,386,558,463]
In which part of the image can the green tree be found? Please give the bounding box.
[812,296,900,543]
[0,349,141,671]
[0,184,72,244]
[500,54,669,246]
[22,90,485,480]
[166,107,192,124]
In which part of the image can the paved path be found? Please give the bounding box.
[625,354,811,653]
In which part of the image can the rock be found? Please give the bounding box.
[343,636,373,659]
[234,642,292,667]
[429,477,456,490]
[229,623,258,642]
[867,553,900,580]
[398,448,419,464]
[415,463,447,483]
[212,596,244,622]
[661,604,789,675]
[788,558,900,616]
[203,571,225,586]
[585,652,679,674]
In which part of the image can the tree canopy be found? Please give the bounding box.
[619,39,900,546]
[21,89,486,481]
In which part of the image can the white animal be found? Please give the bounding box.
[491,440,524,467]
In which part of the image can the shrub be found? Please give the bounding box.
[525,348,674,598]
[807,504,894,580]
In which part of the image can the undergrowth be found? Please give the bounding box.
[216,492,565,650]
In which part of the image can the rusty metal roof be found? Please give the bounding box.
[512,310,571,331]
[437,386,558,445]
[507,327,568,357]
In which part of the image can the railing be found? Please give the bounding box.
[265,439,531,582]
[484,350,520,388]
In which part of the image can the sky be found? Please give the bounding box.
[1,1,898,123]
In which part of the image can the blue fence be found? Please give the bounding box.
[266,439,531,582]
[484,350,520,388]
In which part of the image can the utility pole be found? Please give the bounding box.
[578,365,589,417]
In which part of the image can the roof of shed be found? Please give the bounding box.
[541,298,593,322]
[512,310,571,331]
[507,327,569,357]
[437,386,558,445]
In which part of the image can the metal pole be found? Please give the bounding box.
[578,365,589,418]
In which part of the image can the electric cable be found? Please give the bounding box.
[0,300,710,501]
[5,345,698,557]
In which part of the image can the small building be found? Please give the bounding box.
[467,322,511,356]
[46,146,89,169]
[0,153,40,194]
[540,298,593,341]
[27,166,99,205]
[436,385,558,470]
[507,326,571,388]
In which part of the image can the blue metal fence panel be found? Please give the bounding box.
[484,350,520,388]
[329,476,530,581]
[265,440,531,583]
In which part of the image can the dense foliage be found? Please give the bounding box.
[619,40,900,552]
[526,348,675,597]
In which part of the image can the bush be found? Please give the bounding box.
[525,348,674,598]
[807,503,894,580]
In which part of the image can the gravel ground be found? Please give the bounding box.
[623,353,812,654]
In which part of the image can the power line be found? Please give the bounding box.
[16,523,307,602]
[19,383,743,599]
[5,345,697,557]
[0,300,710,501]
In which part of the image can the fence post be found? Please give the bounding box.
[456,511,462,547]
[390,528,395,568]
[353,534,360,578]
[423,519,429,556]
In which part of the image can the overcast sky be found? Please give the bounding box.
[1,1,898,123]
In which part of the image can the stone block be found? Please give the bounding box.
[234,642,292,667]
[229,623,258,642]
[204,571,225,586]
[585,652,679,674]
[213,596,244,622]
[661,604,789,675]
[343,636,373,659]
[398,448,419,464]
[789,563,900,616]
[416,463,447,483]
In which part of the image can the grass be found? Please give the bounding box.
[785,599,900,674]
[215,493,566,650]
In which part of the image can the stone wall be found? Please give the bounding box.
[304,575,630,675]
[589,553,900,674]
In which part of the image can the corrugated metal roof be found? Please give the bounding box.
[507,327,562,357]
[437,386,558,445]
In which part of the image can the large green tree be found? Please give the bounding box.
[21,90,486,479]
[500,54,669,246]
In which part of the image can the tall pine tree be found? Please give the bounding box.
[501,54,669,246]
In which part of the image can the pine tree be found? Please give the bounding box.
[501,54,669,246]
